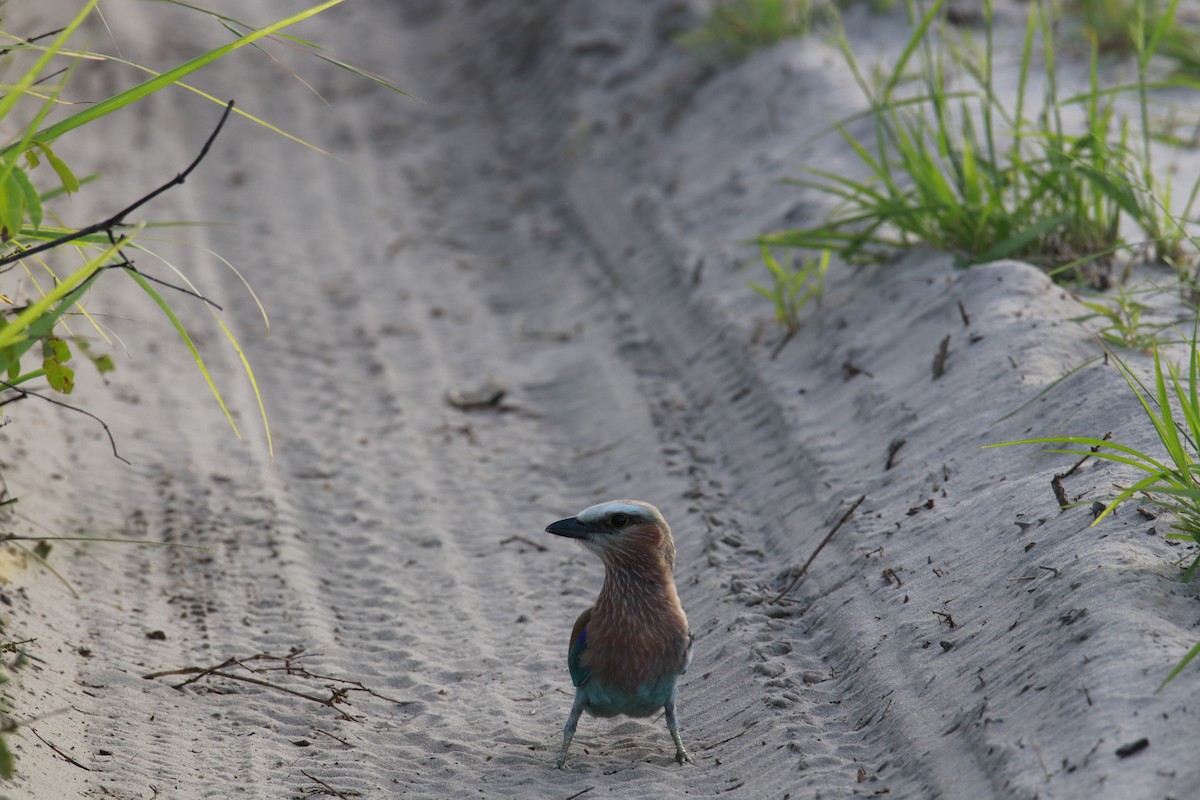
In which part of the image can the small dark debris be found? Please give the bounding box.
[957,299,970,326]
[499,535,547,553]
[77,647,92,658]
[843,360,874,380]
[906,498,935,516]
[32,541,52,559]
[1115,738,1149,758]
[946,4,984,25]
[1051,476,1069,509]
[932,335,951,379]
[146,630,166,640]
[1090,501,1107,520]
[1137,506,1158,520]
[933,610,957,629]
[886,438,906,471]
[939,640,954,651]
[1059,608,1087,626]
[292,739,311,747]
[97,749,112,756]
[446,378,506,411]
[1024,542,1036,552]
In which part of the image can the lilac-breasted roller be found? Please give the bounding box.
[546,500,693,768]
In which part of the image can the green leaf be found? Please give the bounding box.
[0,318,12,380]
[0,735,14,780]
[73,337,116,375]
[33,142,80,195]
[0,171,23,241]
[42,338,74,394]
[92,354,115,374]
[10,166,41,231]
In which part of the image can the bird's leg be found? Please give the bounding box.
[664,690,693,765]
[556,689,587,769]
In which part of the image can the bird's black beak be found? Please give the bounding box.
[546,516,590,540]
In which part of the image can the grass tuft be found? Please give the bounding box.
[749,245,830,338]
[677,0,830,61]
[1068,285,1184,350]
[763,0,1198,283]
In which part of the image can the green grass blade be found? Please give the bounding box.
[121,268,241,439]
[15,0,346,152]
[1160,638,1200,689]
[0,1,98,125]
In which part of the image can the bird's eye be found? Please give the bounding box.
[610,513,629,528]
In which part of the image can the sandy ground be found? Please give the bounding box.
[4,1,1200,798]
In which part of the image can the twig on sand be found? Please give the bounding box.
[28,726,91,771]
[1051,432,1111,509]
[500,535,547,552]
[0,384,129,464]
[300,769,361,799]
[563,788,595,800]
[143,650,411,721]
[698,720,758,751]
[771,494,866,604]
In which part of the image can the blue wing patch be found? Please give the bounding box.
[568,607,593,687]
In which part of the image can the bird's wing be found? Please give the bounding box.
[567,606,593,687]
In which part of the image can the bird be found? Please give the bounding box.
[545,499,693,769]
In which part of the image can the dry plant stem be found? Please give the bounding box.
[698,720,759,751]
[143,651,411,721]
[499,534,547,552]
[1061,432,1113,478]
[771,494,866,603]
[1051,431,1112,508]
[27,726,90,771]
[770,328,797,360]
[0,385,128,463]
[300,770,360,799]
[151,666,359,719]
[313,727,353,747]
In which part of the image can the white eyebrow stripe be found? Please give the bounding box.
[577,500,654,525]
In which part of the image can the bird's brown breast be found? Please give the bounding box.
[583,571,689,689]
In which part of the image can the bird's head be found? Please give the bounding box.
[546,499,677,572]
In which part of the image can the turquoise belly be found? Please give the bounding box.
[581,674,677,718]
